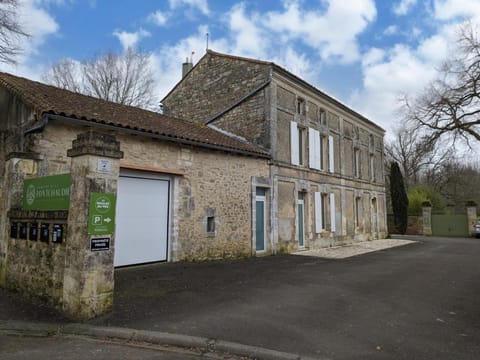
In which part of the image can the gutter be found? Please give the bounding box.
[21,113,49,151]
[205,71,273,125]
[27,113,269,159]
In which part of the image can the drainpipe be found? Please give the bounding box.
[21,113,50,152]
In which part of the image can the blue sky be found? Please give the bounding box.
[2,0,479,141]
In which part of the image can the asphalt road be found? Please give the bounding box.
[88,236,480,359]
[0,333,238,360]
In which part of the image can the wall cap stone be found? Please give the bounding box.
[67,131,124,159]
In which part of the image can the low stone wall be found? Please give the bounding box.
[6,209,68,307]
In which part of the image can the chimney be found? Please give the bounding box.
[182,57,193,78]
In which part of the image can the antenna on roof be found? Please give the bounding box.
[206,32,209,51]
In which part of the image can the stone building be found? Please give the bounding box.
[162,50,388,254]
[0,72,269,318]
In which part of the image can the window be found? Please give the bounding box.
[315,192,327,233]
[296,97,306,115]
[308,128,321,170]
[370,154,375,182]
[328,135,334,173]
[207,216,215,233]
[290,121,305,166]
[354,148,361,178]
[319,108,327,126]
[369,134,375,153]
[355,197,362,228]
[330,193,336,232]
[320,135,327,170]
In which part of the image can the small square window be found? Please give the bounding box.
[207,216,215,233]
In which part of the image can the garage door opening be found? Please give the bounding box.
[114,170,170,267]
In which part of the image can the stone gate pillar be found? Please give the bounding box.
[466,202,477,237]
[422,203,432,236]
[62,131,123,320]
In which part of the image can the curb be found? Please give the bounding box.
[0,320,323,360]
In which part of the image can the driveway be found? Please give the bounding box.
[88,236,480,359]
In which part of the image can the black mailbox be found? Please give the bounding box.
[10,222,18,239]
[19,223,27,240]
[40,224,49,243]
[29,223,38,241]
[52,224,63,244]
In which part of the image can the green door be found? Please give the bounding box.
[298,193,305,247]
[256,200,265,251]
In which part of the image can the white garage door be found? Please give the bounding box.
[114,171,170,267]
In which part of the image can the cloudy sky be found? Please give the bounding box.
[1,0,479,140]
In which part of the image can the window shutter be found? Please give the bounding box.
[291,121,299,165]
[328,135,334,173]
[330,193,336,232]
[315,192,323,233]
[308,128,320,170]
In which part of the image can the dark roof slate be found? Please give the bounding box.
[0,72,268,157]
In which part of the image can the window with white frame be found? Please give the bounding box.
[328,135,334,173]
[315,192,336,233]
[309,128,321,170]
[290,121,305,166]
[330,192,336,232]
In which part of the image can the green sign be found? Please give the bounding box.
[88,193,116,235]
[23,174,71,210]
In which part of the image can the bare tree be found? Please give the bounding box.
[385,125,453,190]
[403,22,480,144]
[0,0,29,64]
[43,48,158,110]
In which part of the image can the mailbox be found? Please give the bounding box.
[52,224,63,244]
[10,222,18,239]
[19,223,27,240]
[29,223,38,241]
[40,224,49,243]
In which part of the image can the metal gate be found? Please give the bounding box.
[431,214,469,237]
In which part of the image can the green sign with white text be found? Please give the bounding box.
[88,193,116,235]
[23,174,71,210]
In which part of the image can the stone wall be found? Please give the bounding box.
[116,132,270,261]
[27,123,270,262]
[163,51,271,126]
[5,210,68,306]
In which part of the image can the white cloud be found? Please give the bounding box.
[0,0,59,78]
[393,0,417,15]
[113,29,151,50]
[384,25,398,36]
[264,0,376,64]
[154,25,229,100]
[168,0,209,15]
[227,3,267,58]
[434,0,480,21]
[148,10,170,26]
[349,25,459,135]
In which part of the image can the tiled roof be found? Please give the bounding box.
[0,72,269,157]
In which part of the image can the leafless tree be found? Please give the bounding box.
[0,0,29,64]
[385,125,453,190]
[43,48,158,110]
[402,22,480,145]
